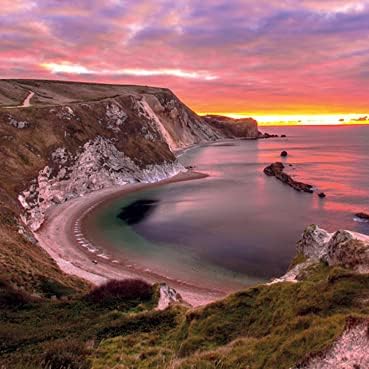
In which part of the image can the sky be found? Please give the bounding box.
[1,0,369,125]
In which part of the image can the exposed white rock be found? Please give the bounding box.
[104,101,127,132]
[268,260,314,285]
[157,283,184,310]
[296,318,369,369]
[136,94,222,151]
[7,115,29,129]
[19,136,185,231]
[297,225,332,260]
[293,224,369,274]
[135,97,176,151]
[51,106,76,120]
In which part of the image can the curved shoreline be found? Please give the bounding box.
[35,171,226,307]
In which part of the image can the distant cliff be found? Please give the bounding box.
[0,79,259,295]
[1,81,368,369]
[204,114,259,138]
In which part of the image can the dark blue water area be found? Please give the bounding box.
[93,125,369,290]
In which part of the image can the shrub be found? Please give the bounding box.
[86,279,153,307]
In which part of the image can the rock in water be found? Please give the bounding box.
[280,150,288,157]
[355,212,369,221]
[263,162,314,193]
[318,192,326,198]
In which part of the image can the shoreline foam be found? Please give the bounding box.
[35,170,225,307]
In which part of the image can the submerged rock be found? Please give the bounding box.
[117,199,159,225]
[263,162,314,193]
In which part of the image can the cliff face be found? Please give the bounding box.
[0,79,259,295]
[204,114,259,138]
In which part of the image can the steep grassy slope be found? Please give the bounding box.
[1,262,368,369]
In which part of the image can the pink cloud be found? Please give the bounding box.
[1,0,369,115]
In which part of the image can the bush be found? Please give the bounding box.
[86,279,153,307]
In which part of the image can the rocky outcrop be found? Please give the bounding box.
[157,283,186,310]
[296,317,369,369]
[18,137,184,231]
[264,162,314,193]
[6,114,30,129]
[297,225,369,273]
[259,132,279,138]
[274,225,369,284]
[0,80,260,232]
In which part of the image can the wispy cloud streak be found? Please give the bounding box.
[1,0,369,115]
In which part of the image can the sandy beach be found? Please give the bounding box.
[35,170,225,307]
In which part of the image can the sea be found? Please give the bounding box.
[87,125,369,292]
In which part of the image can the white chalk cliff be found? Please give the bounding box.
[0,81,258,230]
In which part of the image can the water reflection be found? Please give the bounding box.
[96,126,369,289]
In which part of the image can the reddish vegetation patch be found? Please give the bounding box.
[86,279,153,305]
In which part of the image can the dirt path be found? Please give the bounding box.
[2,90,35,108]
[21,90,34,107]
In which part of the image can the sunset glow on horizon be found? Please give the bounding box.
[1,0,369,125]
[199,113,369,126]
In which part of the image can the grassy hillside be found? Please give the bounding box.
[0,79,169,107]
[1,263,368,368]
[2,80,361,368]
[0,79,207,300]
[0,79,259,300]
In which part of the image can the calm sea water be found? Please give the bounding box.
[91,125,369,291]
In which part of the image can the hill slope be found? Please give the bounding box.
[1,226,369,369]
[0,79,258,297]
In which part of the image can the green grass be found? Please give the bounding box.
[288,252,308,270]
[1,264,369,369]
[0,280,160,369]
[92,264,369,369]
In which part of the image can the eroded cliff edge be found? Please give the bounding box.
[0,79,258,295]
